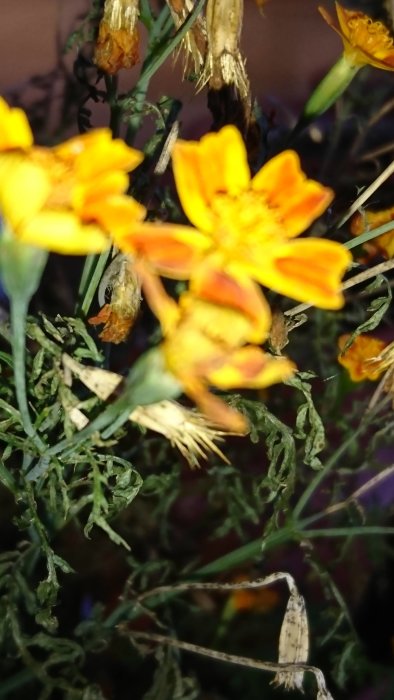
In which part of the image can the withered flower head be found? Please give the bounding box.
[94,0,140,74]
[89,254,141,344]
[200,0,251,110]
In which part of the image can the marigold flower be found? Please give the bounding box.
[0,98,145,254]
[139,265,295,432]
[320,3,394,71]
[94,0,140,74]
[351,206,394,260]
[300,4,394,126]
[115,126,351,309]
[338,333,388,381]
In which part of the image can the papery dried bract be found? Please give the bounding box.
[201,0,251,110]
[165,0,207,77]
[273,586,309,691]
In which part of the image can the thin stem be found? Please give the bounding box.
[10,297,45,452]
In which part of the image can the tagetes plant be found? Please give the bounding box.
[320,3,394,72]
[115,126,351,310]
[351,206,394,260]
[300,3,394,124]
[338,334,388,382]
[139,264,294,432]
[0,97,145,254]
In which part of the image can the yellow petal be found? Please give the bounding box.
[80,194,146,236]
[54,129,144,178]
[18,211,110,254]
[251,239,351,309]
[0,97,33,151]
[0,154,50,229]
[252,151,333,237]
[172,125,250,233]
[207,346,295,389]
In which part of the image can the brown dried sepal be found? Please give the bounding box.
[95,22,139,74]
[89,303,136,344]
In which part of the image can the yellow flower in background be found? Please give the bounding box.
[115,126,351,310]
[0,99,33,151]
[0,97,145,254]
[338,334,388,381]
[351,206,394,260]
[139,264,295,432]
[319,3,394,71]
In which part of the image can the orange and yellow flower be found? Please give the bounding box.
[338,333,388,381]
[115,126,351,310]
[138,264,295,432]
[0,97,145,254]
[351,206,394,260]
[319,3,394,71]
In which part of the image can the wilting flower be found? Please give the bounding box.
[200,0,250,110]
[320,3,394,71]
[338,333,388,381]
[89,254,141,343]
[115,126,350,309]
[94,0,140,74]
[0,97,145,254]
[138,264,295,432]
[300,4,394,125]
[351,206,394,260]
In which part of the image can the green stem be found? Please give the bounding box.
[10,297,45,452]
[77,249,111,317]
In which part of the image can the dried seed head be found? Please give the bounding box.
[166,0,207,77]
[89,255,141,344]
[273,587,309,691]
[130,400,230,468]
[200,0,251,109]
[94,0,140,74]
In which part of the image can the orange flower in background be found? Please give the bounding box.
[338,334,388,381]
[351,206,394,260]
[115,126,351,310]
[0,98,145,254]
[319,3,394,71]
[139,265,295,432]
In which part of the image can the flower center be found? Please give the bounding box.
[347,16,393,54]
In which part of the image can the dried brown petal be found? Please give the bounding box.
[165,0,207,77]
[94,0,140,74]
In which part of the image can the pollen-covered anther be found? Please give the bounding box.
[94,0,140,74]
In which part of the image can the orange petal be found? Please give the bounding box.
[114,224,211,278]
[252,151,333,237]
[191,265,272,344]
[206,346,295,390]
[172,125,250,233]
[338,333,387,381]
[182,376,249,433]
[55,130,144,178]
[254,239,351,309]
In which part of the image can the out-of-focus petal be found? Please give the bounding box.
[0,155,50,229]
[19,211,110,254]
[252,239,351,309]
[206,346,295,390]
[114,224,211,278]
[0,97,33,151]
